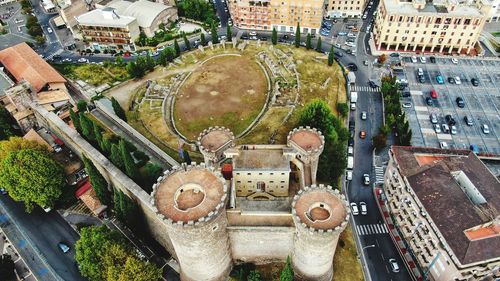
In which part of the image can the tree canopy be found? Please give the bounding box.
[176,0,217,26]
[0,137,46,162]
[82,155,110,205]
[0,106,16,140]
[272,28,278,45]
[0,149,64,211]
[111,97,127,122]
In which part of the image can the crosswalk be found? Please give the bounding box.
[45,49,63,60]
[356,223,389,236]
[351,85,380,92]
[374,166,385,184]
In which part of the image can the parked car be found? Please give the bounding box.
[464,115,473,126]
[430,113,438,124]
[348,146,354,155]
[440,141,448,149]
[348,63,358,71]
[430,89,438,99]
[448,77,455,84]
[419,56,426,63]
[450,125,457,135]
[390,52,400,57]
[249,31,257,36]
[360,202,367,215]
[434,124,441,133]
[429,56,436,63]
[471,78,479,86]
[402,102,412,108]
[481,124,490,134]
[445,115,456,126]
[350,202,359,215]
[425,97,433,106]
[346,170,353,180]
[456,97,465,108]
[411,56,417,63]
[361,111,367,120]
[455,76,461,85]
[389,258,400,273]
[441,123,450,133]
[470,144,480,154]
[436,75,444,84]
[451,58,458,64]
[77,58,88,63]
[363,174,370,185]
[47,27,53,33]
[368,81,379,88]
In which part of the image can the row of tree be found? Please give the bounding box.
[75,225,162,281]
[176,0,218,26]
[0,137,65,212]
[69,101,163,192]
[373,76,412,150]
[271,24,323,54]
[298,99,349,189]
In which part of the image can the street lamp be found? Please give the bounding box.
[362,244,376,251]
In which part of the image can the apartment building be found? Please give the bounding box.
[476,0,500,22]
[76,7,140,51]
[228,0,323,34]
[373,0,488,55]
[384,146,500,281]
[325,0,367,18]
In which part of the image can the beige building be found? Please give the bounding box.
[325,0,367,18]
[476,0,500,22]
[384,146,500,281]
[228,0,323,34]
[76,7,140,51]
[373,0,488,55]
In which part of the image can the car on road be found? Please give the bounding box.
[360,202,367,215]
[455,76,461,85]
[0,188,7,195]
[350,202,359,215]
[345,42,355,47]
[346,170,353,181]
[450,125,457,135]
[363,174,370,185]
[418,75,425,83]
[481,124,490,134]
[348,146,354,155]
[471,78,479,86]
[402,102,412,108]
[62,58,72,63]
[334,51,343,57]
[348,63,358,71]
[425,97,433,106]
[389,258,400,273]
[362,14,367,19]
[440,141,448,149]
[430,56,436,63]
[436,74,444,84]
[411,56,417,63]
[249,31,257,36]
[430,113,438,124]
[451,58,458,64]
[456,97,465,108]
[47,27,53,33]
[350,103,356,110]
[434,124,441,133]
[363,60,369,66]
[464,115,473,126]
[445,115,456,126]
[348,138,354,147]
[390,52,400,57]
[419,56,426,63]
[361,111,367,120]
[347,33,356,38]
[359,131,366,139]
[77,58,88,63]
[58,242,70,253]
[448,77,455,84]
[335,43,341,48]
[338,32,347,36]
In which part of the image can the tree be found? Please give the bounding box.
[211,23,218,44]
[200,33,207,46]
[305,33,312,50]
[372,132,387,151]
[176,0,217,25]
[136,32,147,47]
[226,25,232,39]
[315,36,322,52]
[140,163,162,192]
[35,35,45,45]
[174,39,181,57]
[271,28,278,45]
[111,97,127,122]
[93,123,104,153]
[145,54,155,71]
[248,270,262,281]
[336,102,349,118]
[79,113,95,141]
[294,22,301,48]
[119,139,139,180]
[82,155,110,205]
[0,137,46,162]
[0,149,64,212]
[280,256,294,281]
[182,150,191,164]
[157,49,167,66]
[328,46,334,66]
[77,100,88,113]
[377,54,387,64]
[113,189,139,226]
[165,47,175,62]
[183,33,191,50]
[110,143,124,169]
[0,254,15,281]
[299,99,335,138]
[0,106,16,140]
[115,56,124,66]
[69,107,81,133]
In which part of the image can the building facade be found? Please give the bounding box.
[373,0,488,54]
[325,0,367,18]
[476,0,500,22]
[228,0,323,34]
[76,8,140,51]
[384,147,500,281]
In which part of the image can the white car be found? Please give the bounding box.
[347,33,356,38]
[249,31,257,36]
[419,56,426,63]
[350,202,359,216]
[481,124,490,134]
[345,42,355,47]
[361,111,367,120]
[348,146,354,155]
[47,27,53,33]
[346,170,353,181]
[360,202,367,215]
[411,56,417,63]
[363,174,370,185]
[434,124,441,133]
[362,14,367,19]
[440,141,448,149]
[450,125,457,135]
[335,43,341,48]
[455,76,461,84]
[77,58,88,63]
[451,58,459,64]
[402,103,412,108]
[389,258,400,273]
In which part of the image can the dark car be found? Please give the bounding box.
[418,75,425,83]
[430,56,436,63]
[445,115,456,126]
[368,81,379,88]
[259,36,267,41]
[348,63,358,71]
[425,97,433,106]
[334,51,343,57]
[448,77,455,84]
[401,91,411,97]
[52,54,62,60]
[390,53,400,57]
[241,35,249,40]
[456,97,465,108]
[471,78,479,86]
[348,138,354,147]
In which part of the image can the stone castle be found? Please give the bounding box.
[149,126,349,281]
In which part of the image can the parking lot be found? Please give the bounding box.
[400,56,500,154]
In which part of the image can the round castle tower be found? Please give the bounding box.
[287,127,325,187]
[197,126,235,167]
[291,184,349,281]
[151,163,232,281]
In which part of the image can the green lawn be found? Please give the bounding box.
[52,63,129,86]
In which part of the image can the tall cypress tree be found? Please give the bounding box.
[200,33,206,46]
[93,123,104,152]
[183,33,191,50]
[79,113,94,141]
[69,107,81,133]
[113,188,139,228]
[271,28,278,45]
[111,97,127,122]
[328,46,335,66]
[174,39,181,57]
[119,139,139,180]
[226,25,232,39]
[306,33,312,50]
[294,22,301,48]
[82,155,110,205]
[280,256,294,281]
[211,23,218,44]
[315,36,322,52]
[110,143,124,169]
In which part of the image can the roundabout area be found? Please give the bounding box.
[124,41,347,160]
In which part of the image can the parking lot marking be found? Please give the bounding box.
[437,134,453,140]
[421,128,435,134]
[414,106,428,112]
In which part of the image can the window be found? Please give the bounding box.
[247,173,251,175]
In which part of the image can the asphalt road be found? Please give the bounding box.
[0,195,85,281]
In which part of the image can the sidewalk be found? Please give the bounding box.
[373,187,422,281]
